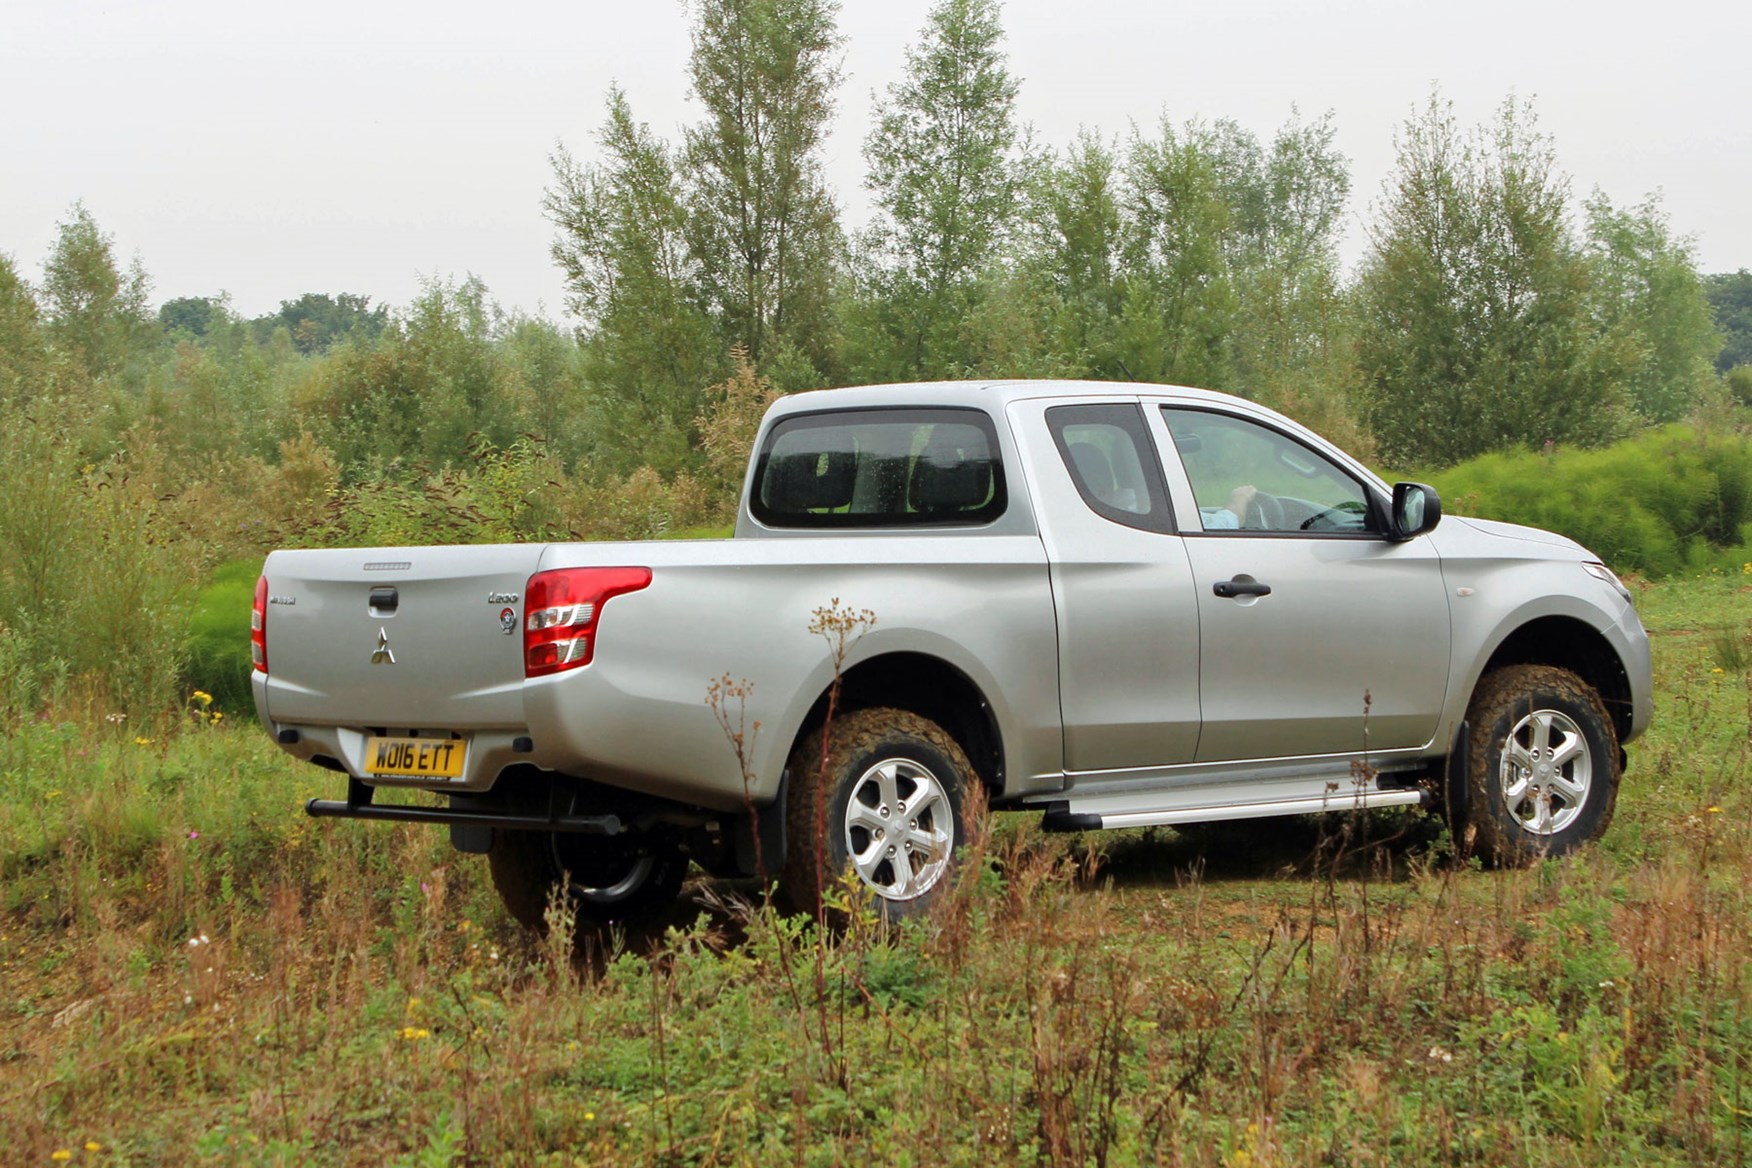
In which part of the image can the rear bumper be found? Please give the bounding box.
[264,718,537,794]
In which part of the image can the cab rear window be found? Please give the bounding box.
[750,408,1006,528]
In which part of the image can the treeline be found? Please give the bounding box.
[536,0,1745,469]
[1,0,1750,721]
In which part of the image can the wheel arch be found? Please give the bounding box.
[1474,615,1635,746]
[789,651,1006,798]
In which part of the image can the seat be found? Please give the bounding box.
[763,449,856,513]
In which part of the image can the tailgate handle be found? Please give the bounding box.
[369,586,400,617]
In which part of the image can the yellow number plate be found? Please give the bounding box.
[363,736,467,779]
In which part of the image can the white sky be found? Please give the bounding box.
[3,0,1747,323]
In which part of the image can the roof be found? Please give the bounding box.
[767,379,1249,417]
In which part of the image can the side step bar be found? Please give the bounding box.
[306,777,623,836]
[1041,785,1427,833]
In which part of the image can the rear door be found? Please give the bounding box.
[1149,403,1451,763]
[1008,398,1202,772]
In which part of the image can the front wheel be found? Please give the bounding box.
[781,708,971,922]
[1458,665,1620,866]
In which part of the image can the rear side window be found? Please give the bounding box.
[751,408,1007,528]
[1047,403,1175,534]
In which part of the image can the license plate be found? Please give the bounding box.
[363,736,467,779]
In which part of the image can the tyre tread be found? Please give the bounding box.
[780,706,972,916]
[1462,663,1619,866]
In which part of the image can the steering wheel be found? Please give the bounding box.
[1299,502,1364,532]
[1245,491,1284,531]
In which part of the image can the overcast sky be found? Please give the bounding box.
[3,0,1746,324]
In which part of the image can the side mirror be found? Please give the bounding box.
[1390,482,1442,541]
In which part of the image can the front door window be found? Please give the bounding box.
[1161,409,1376,536]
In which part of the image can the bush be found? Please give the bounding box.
[1427,425,1752,576]
[1727,365,1752,409]
[0,402,193,721]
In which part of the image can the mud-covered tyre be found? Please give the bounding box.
[1459,665,1619,866]
[781,707,971,922]
[488,827,686,933]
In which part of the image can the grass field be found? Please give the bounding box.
[2,573,1749,1166]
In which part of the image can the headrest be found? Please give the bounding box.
[1065,440,1115,495]
[908,435,994,516]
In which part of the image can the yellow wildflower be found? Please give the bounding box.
[400,1026,430,1040]
[192,690,213,707]
[133,737,154,747]
[86,1143,102,1153]
[52,1153,72,1163]
[1707,806,1723,814]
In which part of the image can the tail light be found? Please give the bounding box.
[524,567,652,677]
[251,575,269,673]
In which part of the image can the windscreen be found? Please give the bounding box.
[750,407,1006,528]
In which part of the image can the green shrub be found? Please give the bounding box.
[0,402,193,720]
[1427,425,1752,576]
[1727,365,1752,409]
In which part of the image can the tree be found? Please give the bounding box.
[1585,193,1721,422]
[0,255,49,404]
[40,203,151,380]
[683,0,844,375]
[1022,131,1124,318]
[967,130,1127,380]
[158,295,226,338]
[1704,269,1752,374]
[1355,94,1631,467]
[253,292,388,354]
[1224,112,1352,410]
[859,0,1020,377]
[1114,117,1243,389]
[546,86,723,473]
[694,346,780,516]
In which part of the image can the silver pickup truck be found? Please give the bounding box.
[252,381,1652,927]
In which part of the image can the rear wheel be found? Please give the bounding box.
[486,783,686,932]
[1458,665,1619,865]
[781,708,970,922]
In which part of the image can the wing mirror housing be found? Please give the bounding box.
[1389,482,1442,542]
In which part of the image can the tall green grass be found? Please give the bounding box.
[186,558,260,715]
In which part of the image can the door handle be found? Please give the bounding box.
[1213,578,1271,598]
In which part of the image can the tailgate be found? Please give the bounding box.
[258,544,547,729]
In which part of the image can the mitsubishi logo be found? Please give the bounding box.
[371,627,396,665]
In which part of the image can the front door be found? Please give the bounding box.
[1152,405,1452,763]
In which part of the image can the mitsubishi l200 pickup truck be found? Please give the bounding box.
[252,381,1653,927]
